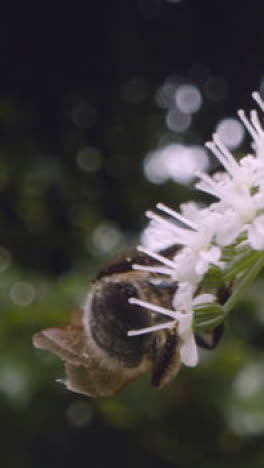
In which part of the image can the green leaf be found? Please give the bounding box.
[200,265,225,289]
[223,249,261,282]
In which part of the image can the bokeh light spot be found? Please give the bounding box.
[175,84,202,114]
[91,223,123,253]
[0,366,28,402]
[76,146,102,173]
[144,150,170,184]
[233,364,263,400]
[155,75,182,109]
[10,281,35,306]
[169,145,209,183]
[166,108,192,133]
[216,118,245,150]
[155,84,176,109]
[66,401,93,427]
[144,144,209,184]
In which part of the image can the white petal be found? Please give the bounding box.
[192,293,216,306]
[172,283,194,311]
[172,248,202,284]
[141,220,176,251]
[195,257,210,275]
[253,192,264,209]
[205,246,221,262]
[248,215,264,250]
[180,201,204,223]
[215,210,243,245]
[180,334,199,367]
[240,154,257,170]
[173,312,193,334]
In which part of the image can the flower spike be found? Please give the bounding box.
[128,88,264,374]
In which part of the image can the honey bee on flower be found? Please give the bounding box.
[33,91,264,397]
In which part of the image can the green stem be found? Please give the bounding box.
[223,250,260,282]
[223,253,264,315]
[194,252,264,331]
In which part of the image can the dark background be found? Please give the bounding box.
[1,1,264,467]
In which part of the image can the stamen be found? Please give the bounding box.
[129,297,177,319]
[252,91,264,113]
[147,219,178,245]
[213,134,240,172]
[195,183,218,199]
[146,211,186,239]
[250,110,264,135]
[137,246,176,269]
[146,211,195,246]
[196,171,222,199]
[128,320,176,336]
[132,264,172,275]
[157,203,198,230]
[238,109,258,140]
[206,141,233,174]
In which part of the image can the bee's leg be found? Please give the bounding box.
[195,324,224,350]
[151,330,180,387]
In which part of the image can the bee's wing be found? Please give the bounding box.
[33,326,140,398]
[64,361,137,398]
[33,326,88,367]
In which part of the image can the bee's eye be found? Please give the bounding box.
[90,281,151,367]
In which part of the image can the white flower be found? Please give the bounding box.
[127,283,216,368]
[196,137,258,226]
[171,244,222,281]
[248,215,264,250]
[170,248,203,284]
[175,312,197,367]
[173,283,215,366]
[128,89,264,372]
[195,92,264,250]
[133,202,223,285]
[195,245,222,275]
[171,284,198,367]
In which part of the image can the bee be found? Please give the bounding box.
[33,245,225,397]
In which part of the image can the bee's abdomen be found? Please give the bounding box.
[90,281,151,367]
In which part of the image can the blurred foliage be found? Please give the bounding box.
[1,1,264,467]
